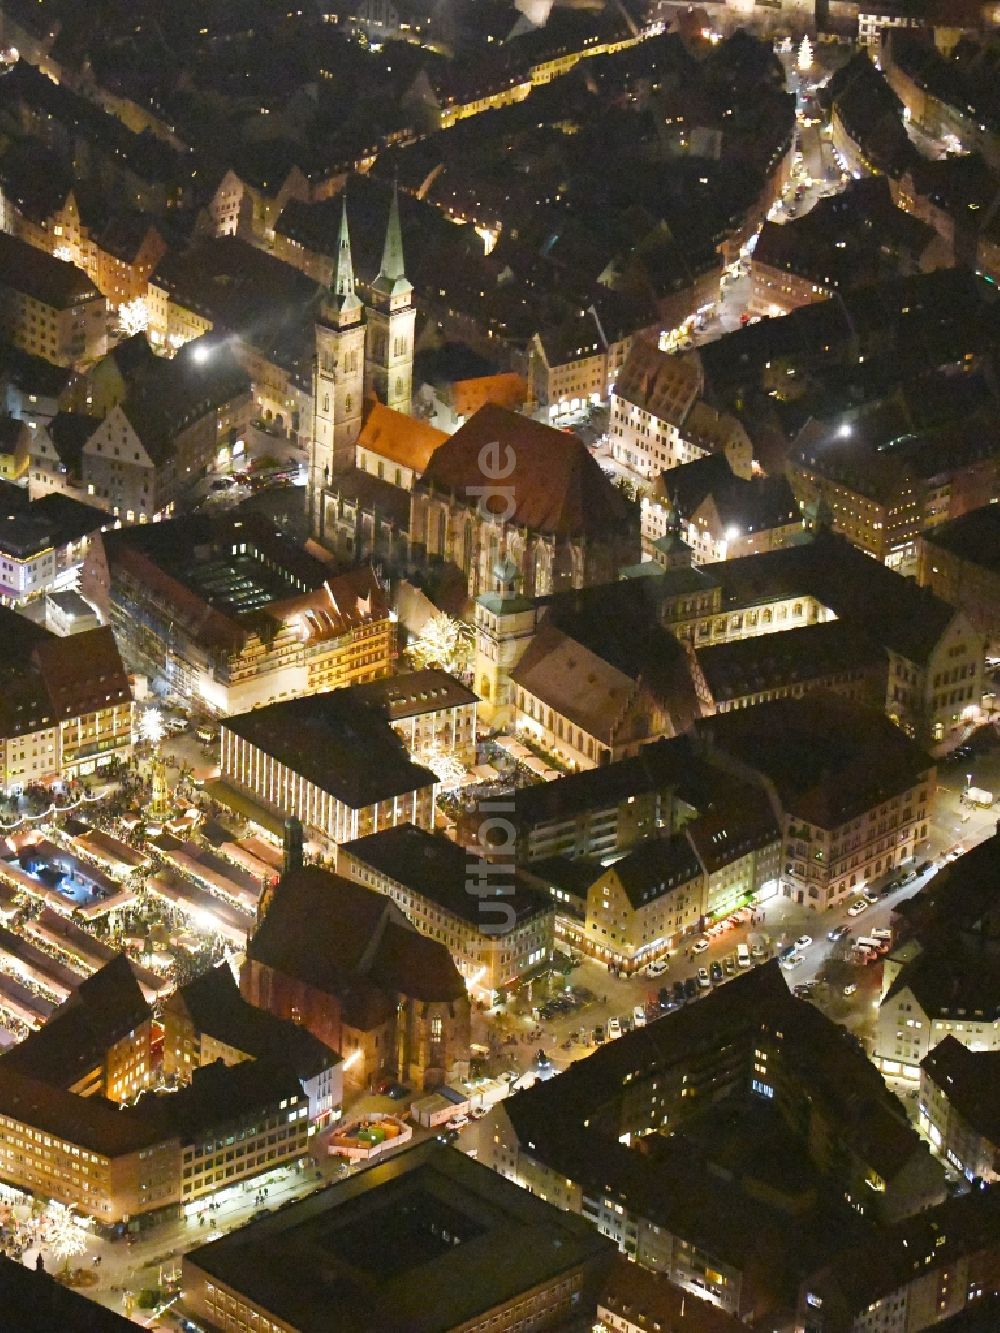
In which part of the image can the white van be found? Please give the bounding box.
[737,942,751,968]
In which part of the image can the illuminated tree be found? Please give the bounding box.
[798,35,813,72]
[405,613,474,675]
[116,297,150,339]
[415,743,467,793]
[139,708,164,746]
[45,1202,87,1270]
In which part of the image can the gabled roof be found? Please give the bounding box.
[713,530,964,666]
[602,833,703,909]
[248,866,467,1018]
[921,1035,1000,1147]
[357,403,447,473]
[613,339,702,424]
[884,937,1000,1021]
[0,616,130,740]
[2,955,150,1091]
[0,231,100,308]
[419,404,632,538]
[42,413,102,472]
[696,620,885,703]
[169,964,340,1079]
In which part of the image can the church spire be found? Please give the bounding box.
[372,178,412,303]
[330,193,361,325]
[380,178,405,282]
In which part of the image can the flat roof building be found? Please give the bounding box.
[221,690,438,850]
[182,1139,616,1333]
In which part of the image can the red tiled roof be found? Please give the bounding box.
[419,404,631,538]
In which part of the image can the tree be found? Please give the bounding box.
[405,612,474,675]
[44,1202,86,1272]
[415,743,467,793]
[798,35,813,73]
[116,297,150,339]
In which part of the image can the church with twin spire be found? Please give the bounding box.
[310,183,415,526]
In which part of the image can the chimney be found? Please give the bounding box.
[283,817,304,876]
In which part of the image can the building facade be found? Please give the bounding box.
[609,341,753,483]
[82,515,396,714]
[221,691,438,850]
[242,865,471,1093]
[0,614,133,793]
[0,231,107,368]
[337,824,554,995]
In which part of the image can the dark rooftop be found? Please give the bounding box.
[696,619,886,704]
[921,1035,1000,1149]
[2,955,150,1091]
[184,1140,614,1333]
[0,1252,136,1331]
[223,692,437,810]
[169,964,340,1081]
[697,693,932,829]
[920,504,1000,574]
[341,824,552,928]
[0,231,101,309]
[247,865,468,1016]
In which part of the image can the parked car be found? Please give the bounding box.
[697,967,711,989]
[646,958,668,978]
[633,1005,647,1028]
[673,979,687,1004]
[608,1017,622,1039]
[723,956,736,976]
[710,961,723,984]
[692,937,710,954]
[684,976,699,1000]
[847,899,869,917]
[593,1025,606,1044]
